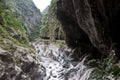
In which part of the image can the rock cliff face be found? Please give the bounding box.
[40,0,65,41]
[11,0,42,41]
[57,0,120,57]
[0,0,43,79]
[0,45,43,80]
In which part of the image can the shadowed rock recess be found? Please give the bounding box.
[57,0,120,58]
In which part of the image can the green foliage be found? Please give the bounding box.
[11,0,42,41]
[0,0,36,65]
[89,52,120,80]
[49,0,57,12]
[41,6,49,18]
[0,1,29,47]
[40,0,65,41]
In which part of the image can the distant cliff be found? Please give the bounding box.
[40,0,65,41]
[11,0,42,41]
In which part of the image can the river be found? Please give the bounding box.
[33,42,94,80]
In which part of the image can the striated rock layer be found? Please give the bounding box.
[57,0,120,58]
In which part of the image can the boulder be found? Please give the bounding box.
[0,46,45,80]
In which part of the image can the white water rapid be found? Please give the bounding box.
[33,42,94,80]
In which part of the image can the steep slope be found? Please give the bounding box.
[0,0,29,47]
[40,0,65,41]
[11,0,42,41]
[41,6,49,19]
[0,1,43,79]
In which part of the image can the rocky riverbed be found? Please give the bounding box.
[33,41,94,80]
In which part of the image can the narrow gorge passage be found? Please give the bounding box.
[0,0,120,80]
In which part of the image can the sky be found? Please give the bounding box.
[33,0,51,12]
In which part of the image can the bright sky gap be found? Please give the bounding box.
[33,0,52,11]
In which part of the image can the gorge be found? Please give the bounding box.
[0,0,120,80]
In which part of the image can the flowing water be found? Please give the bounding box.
[33,42,94,80]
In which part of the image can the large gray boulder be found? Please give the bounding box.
[0,47,45,80]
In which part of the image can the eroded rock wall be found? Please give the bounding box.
[57,0,120,57]
[40,0,65,41]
